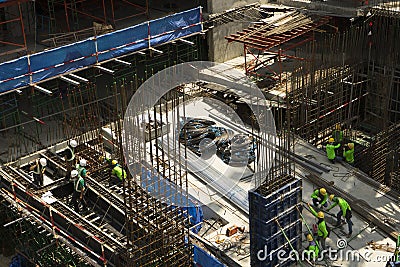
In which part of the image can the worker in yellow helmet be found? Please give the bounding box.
[326,137,340,164]
[343,143,355,165]
[307,203,330,249]
[304,234,320,260]
[100,156,127,186]
[311,188,328,208]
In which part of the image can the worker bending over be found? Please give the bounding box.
[308,203,329,249]
[327,195,353,238]
[343,143,355,165]
[59,139,78,180]
[29,158,47,186]
[104,157,126,186]
[326,138,340,164]
[311,188,328,208]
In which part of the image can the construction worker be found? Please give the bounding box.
[327,195,353,238]
[326,138,340,164]
[304,234,320,261]
[104,157,126,186]
[71,168,88,213]
[311,188,328,208]
[29,158,47,186]
[307,203,329,249]
[59,139,78,180]
[76,158,88,178]
[343,143,355,165]
[332,124,343,143]
[332,124,344,156]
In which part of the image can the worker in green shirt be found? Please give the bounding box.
[70,169,88,213]
[311,188,328,208]
[76,158,88,178]
[102,156,126,186]
[307,203,329,249]
[304,234,320,261]
[332,124,343,143]
[343,143,355,165]
[328,195,353,238]
[326,138,340,164]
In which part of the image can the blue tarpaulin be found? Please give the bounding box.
[30,39,97,83]
[140,165,203,233]
[96,23,149,62]
[0,7,202,93]
[193,244,225,267]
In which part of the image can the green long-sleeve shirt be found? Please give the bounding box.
[332,130,343,143]
[343,145,354,163]
[326,143,340,160]
[112,165,126,180]
[305,241,320,259]
[328,197,351,217]
[105,157,126,180]
[309,206,329,238]
[311,189,328,205]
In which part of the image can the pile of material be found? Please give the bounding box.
[179,119,256,165]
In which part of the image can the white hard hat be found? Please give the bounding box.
[71,170,78,178]
[39,158,47,167]
[69,139,78,148]
[79,158,87,167]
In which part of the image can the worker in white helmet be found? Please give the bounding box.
[60,139,78,180]
[29,158,47,186]
[76,158,88,179]
[70,169,88,213]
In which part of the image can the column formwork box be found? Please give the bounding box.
[249,176,302,267]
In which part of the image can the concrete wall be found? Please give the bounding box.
[207,0,267,62]
[207,22,245,63]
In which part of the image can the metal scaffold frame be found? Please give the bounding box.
[225,11,330,82]
[46,0,148,33]
[0,0,28,57]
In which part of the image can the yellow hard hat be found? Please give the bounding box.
[317,211,324,219]
[329,138,334,143]
[320,188,327,195]
[111,160,118,165]
[329,194,335,201]
[348,143,354,149]
[307,234,313,241]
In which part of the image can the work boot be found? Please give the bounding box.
[346,233,352,238]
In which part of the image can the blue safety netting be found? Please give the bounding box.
[193,244,225,267]
[140,166,203,234]
[0,7,202,94]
